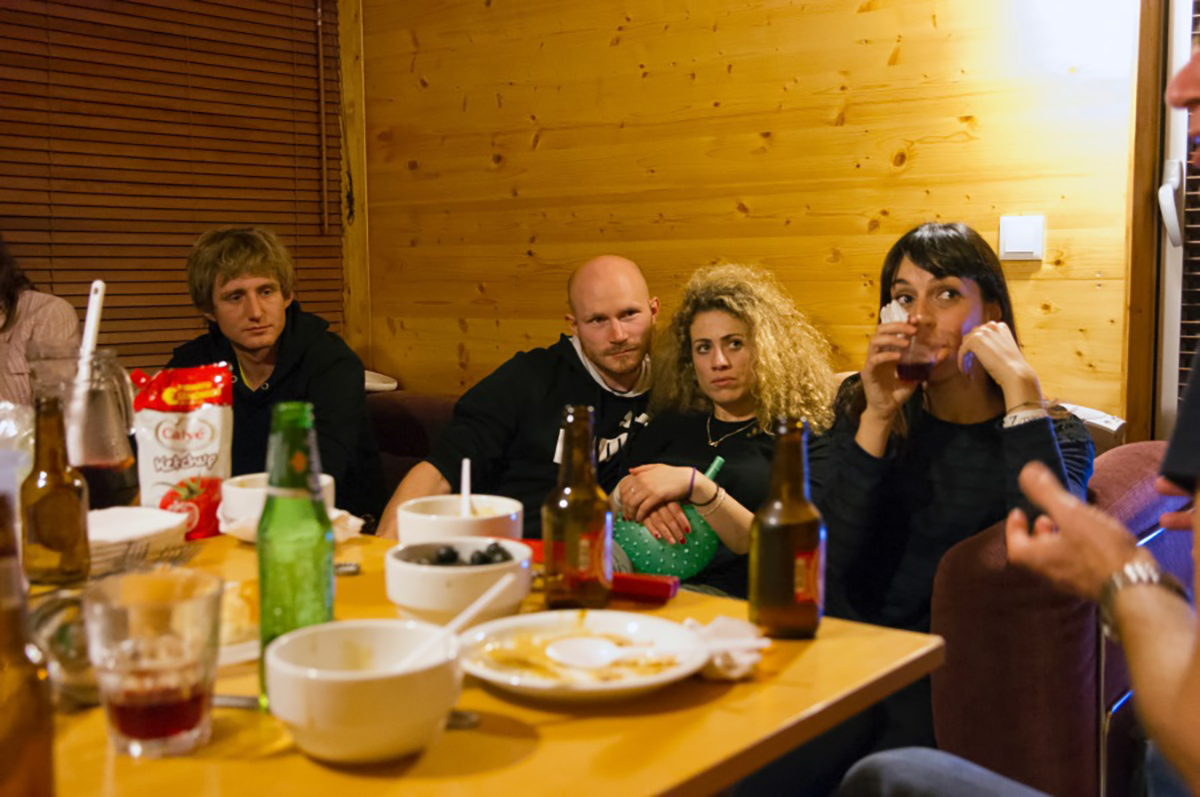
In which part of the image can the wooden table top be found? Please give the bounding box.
[54,536,944,796]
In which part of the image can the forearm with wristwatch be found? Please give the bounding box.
[1098,550,1192,642]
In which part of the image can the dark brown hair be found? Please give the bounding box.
[0,233,35,334]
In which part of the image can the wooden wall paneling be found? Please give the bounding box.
[1123,0,1167,440]
[339,0,372,362]
[362,0,1142,417]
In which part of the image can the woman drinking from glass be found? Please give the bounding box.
[818,221,1094,751]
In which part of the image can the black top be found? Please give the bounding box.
[623,411,830,599]
[168,302,385,521]
[815,375,1095,633]
[425,335,650,538]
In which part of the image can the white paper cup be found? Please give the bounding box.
[396,494,522,544]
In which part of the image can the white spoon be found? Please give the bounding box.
[394,571,517,671]
[460,458,472,517]
[544,635,770,670]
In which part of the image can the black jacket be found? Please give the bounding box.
[426,335,650,538]
[168,302,384,521]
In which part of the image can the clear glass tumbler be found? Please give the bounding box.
[83,566,222,757]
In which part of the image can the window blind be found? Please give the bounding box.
[0,0,343,372]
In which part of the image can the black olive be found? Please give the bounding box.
[485,542,512,563]
[433,546,459,565]
[469,550,490,566]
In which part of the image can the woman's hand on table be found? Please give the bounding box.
[957,321,1042,408]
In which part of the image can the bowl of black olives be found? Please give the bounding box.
[385,537,533,626]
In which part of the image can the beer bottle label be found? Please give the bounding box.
[578,537,591,572]
[793,550,820,604]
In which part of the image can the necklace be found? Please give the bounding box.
[707,414,758,447]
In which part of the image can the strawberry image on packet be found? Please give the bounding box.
[132,364,233,540]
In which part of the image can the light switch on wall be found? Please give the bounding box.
[998,215,1044,261]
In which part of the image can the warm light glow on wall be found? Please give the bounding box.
[1001,0,1138,79]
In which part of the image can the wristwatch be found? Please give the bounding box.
[1098,558,1189,642]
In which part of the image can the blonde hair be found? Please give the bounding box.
[186,227,295,314]
[650,264,836,432]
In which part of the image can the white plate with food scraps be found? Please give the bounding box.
[459,610,708,702]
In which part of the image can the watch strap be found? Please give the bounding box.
[1098,558,1189,642]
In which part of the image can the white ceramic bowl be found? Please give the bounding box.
[220,472,335,525]
[396,494,522,544]
[385,537,532,626]
[265,619,461,764]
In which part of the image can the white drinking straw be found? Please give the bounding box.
[460,458,471,517]
[67,280,106,461]
[395,572,517,671]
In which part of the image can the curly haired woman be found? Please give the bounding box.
[616,263,835,597]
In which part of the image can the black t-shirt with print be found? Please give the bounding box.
[426,335,650,539]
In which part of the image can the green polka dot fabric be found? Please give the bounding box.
[614,456,725,580]
[613,506,720,580]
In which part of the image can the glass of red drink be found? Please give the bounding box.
[896,327,940,383]
[83,566,222,757]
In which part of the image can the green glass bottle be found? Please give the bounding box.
[257,402,334,707]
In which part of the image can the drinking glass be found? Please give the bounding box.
[896,327,940,383]
[83,566,222,757]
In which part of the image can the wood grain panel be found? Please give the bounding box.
[363,0,1142,418]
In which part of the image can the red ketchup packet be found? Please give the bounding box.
[523,539,679,603]
[133,364,233,540]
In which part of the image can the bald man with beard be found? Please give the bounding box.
[378,256,659,540]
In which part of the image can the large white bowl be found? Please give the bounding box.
[220,472,335,525]
[385,537,532,626]
[396,494,522,544]
[460,610,709,702]
[265,619,461,764]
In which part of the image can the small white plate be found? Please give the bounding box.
[218,639,261,668]
[365,370,399,392]
[459,610,708,702]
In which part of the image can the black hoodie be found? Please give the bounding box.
[426,334,650,538]
[168,302,384,521]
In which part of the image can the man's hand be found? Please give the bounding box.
[1005,460,1141,601]
[1156,477,1196,531]
[376,462,451,540]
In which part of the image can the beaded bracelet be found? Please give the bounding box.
[1005,399,1047,414]
[697,487,727,518]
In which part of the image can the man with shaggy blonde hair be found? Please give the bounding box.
[169,227,383,520]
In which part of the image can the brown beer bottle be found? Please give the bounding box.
[22,395,90,585]
[749,418,825,638]
[542,405,612,609]
[0,493,56,796]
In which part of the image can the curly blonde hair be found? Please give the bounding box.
[650,264,836,432]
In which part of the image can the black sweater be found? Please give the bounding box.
[816,377,1095,633]
[168,302,385,520]
[426,335,650,538]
